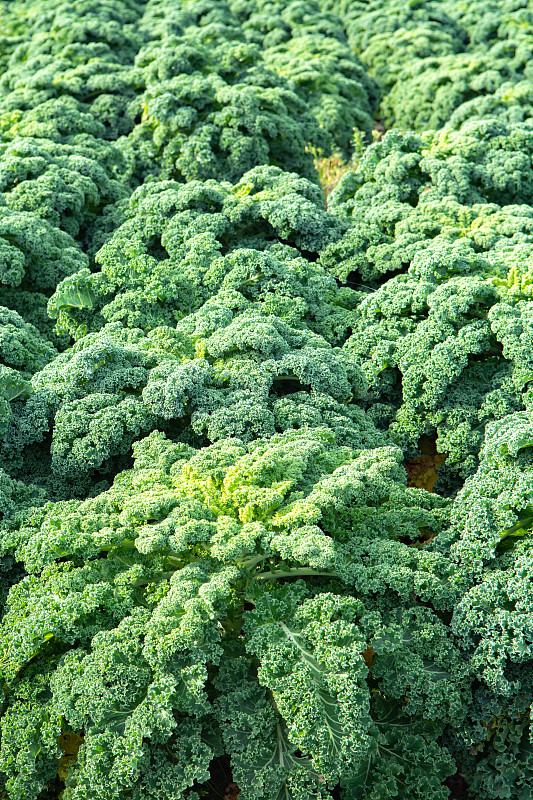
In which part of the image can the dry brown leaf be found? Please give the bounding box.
[57,732,83,782]
[362,646,375,669]
[405,452,447,492]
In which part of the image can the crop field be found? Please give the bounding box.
[3,1,533,798]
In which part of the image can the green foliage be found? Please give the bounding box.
[112,0,336,185]
[229,0,378,154]
[48,166,346,340]
[0,137,127,241]
[435,409,533,796]
[5,0,533,798]
[325,132,533,300]
[0,428,461,799]
[381,52,519,132]
[318,125,533,485]
[2,305,371,493]
[0,307,57,381]
[318,0,466,96]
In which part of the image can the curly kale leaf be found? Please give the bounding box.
[0,426,460,798]
[323,125,533,285]
[48,166,345,340]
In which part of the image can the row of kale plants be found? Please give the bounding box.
[2,1,533,798]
